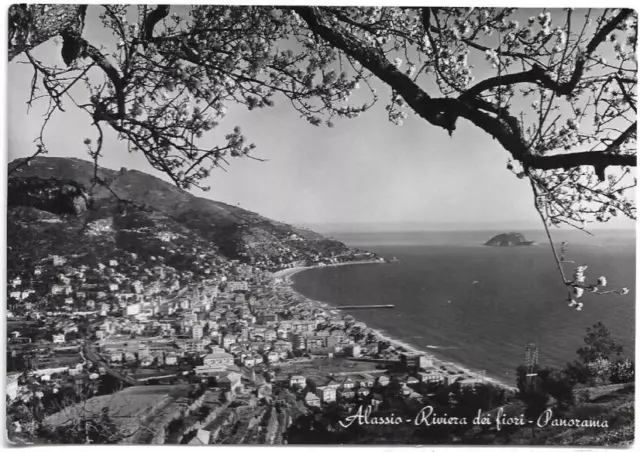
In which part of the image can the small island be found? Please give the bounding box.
[484,232,537,247]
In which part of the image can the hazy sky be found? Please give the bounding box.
[7,6,635,231]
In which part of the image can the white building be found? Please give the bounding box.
[125,303,141,316]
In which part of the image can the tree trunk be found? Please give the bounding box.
[8,4,86,61]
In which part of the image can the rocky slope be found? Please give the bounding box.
[8,157,374,273]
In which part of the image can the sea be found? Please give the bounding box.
[291,229,636,387]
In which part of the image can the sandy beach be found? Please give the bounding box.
[272,259,386,281]
[272,262,517,392]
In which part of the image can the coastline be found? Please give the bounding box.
[272,262,517,392]
[271,259,386,281]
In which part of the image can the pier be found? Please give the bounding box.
[335,304,395,309]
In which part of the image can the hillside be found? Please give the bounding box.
[8,157,376,272]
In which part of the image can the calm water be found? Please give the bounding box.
[292,229,635,386]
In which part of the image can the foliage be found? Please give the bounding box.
[609,358,635,384]
[9,6,636,209]
[577,321,624,363]
[586,357,613,386]
[37,407,122,444]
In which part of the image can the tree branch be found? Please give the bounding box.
[461,9,634,99]
[294,7,456,132]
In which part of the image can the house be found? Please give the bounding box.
[132,281,144,294]
[52,334,65,344]
[316,386,336,403]
[357,387,370,397]
[126,303,141,316]
[221,334,237,349]
[165,353,178,366]
[346,344,361,358]
[289,375,306,389]
[51,285,66,295]
[243,356,257,367]
[140,356,155,367]
[304,392,321,407]
[227,281,248,292]
[203,348,234,367]
[217,372,242,392]
[340,377,356,390]
[358,374,376,388]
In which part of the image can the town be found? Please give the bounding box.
[6,245,495,444]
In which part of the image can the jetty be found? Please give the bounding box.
[335,304,395,310]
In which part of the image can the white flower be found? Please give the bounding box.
[53,388,59,394]
[597,276,607,287]
[568,299,577,307]
[567,118,579,130]
[621,288,629,295]
[574,287,585,298]
[89,373,99,380]
[575,302,584,311]
[393,58,403,69]
[35,391,44,399]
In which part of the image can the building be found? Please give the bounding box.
[227,281,248,292]
[165,353,178,366]
[316,386,336,403]
[193,324,204,340]
[52,334,66,344]
[218,372,242,392]
[400,353,433,370]
[221,334,237,349]
[304,392,321,407]
[346,344,361,358]
[6,374,20,401]
[125,303,141,316]
[257,312,278,325]
[51,285,66,295]
[289,375,306,389]
[417,370,449,385]
[203,348,234,367]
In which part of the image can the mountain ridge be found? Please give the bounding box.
[8,157,377,272]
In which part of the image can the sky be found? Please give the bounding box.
[7,6,636,232]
